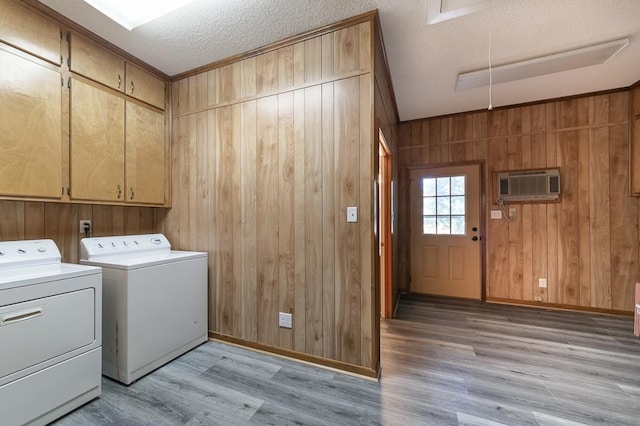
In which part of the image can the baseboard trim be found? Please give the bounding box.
[486,297,633,317]
[208,332,380,380]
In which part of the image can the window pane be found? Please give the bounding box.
[423,216,436,234]
[451,176,465,195]
[423,178,436,197]
[451,196,465,214]
[451,216,465,235]
[436,216,450,234]
[437,196,450,215]
[423,197,436,215]
[436,177,450,196]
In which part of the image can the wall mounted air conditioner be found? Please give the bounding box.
[497,169,560,202]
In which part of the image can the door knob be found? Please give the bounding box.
[472,236,478,241]
[472,227,478,232]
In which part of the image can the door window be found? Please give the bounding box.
[422,176,465,235]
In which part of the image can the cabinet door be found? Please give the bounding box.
[125,62,165,110]
[0,0,60,65]
[0,48,62,198]
[70,33,125,93]
[70,78,125,202]
[126,101,165,205]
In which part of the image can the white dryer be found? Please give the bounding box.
[80,234,207,385]
[0,239,102,426]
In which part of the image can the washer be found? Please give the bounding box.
[80,233,207,385]
[0,239,102,426]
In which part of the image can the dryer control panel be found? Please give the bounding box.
[0,240,61,269]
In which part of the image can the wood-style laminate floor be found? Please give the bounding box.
[53,296,640,425]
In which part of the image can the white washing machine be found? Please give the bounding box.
[0,239,102,426]
[80,233,207,385]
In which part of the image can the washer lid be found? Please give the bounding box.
[0,262,101,290]
[80,250,207,270]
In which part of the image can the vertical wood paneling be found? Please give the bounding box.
[231,103,243,338]
[577,129,591,307]
[24,202,44,239]
[240,101,257,341]
[304,86,323,356]
[322,82,336,359]
[241,57,256,98]
[293,90,306,352]
[304,37,322,83]
[256,51,278,95]
[207,109,218,332]
[278,92,295,349]
[321,33,334,80]
[277,46,294,91]
[335,26,359,75]
[335,77,361,365]
[215,105,234,335]
[546,133,559,304]
[589,126,611,309]
[256,95,279,345]
[359,74,373,368]
[0,201,23,240]
[609,123,637,310]
[557,131,579,305]
[487,137,508,298]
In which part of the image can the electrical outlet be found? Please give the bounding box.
[538,278,547,288]
[79,220,92,234]
[278,312,292,328]
[534,296,543,302]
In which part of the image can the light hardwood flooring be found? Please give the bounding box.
[54,296,640,425]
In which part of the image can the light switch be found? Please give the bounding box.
[347,207,358,223]
[490,210,502,220]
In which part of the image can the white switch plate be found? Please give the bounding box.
[490,210,502,220]
[347,206,358,223]
[509,207,517,218]
[538,278,547,288]
[278,312,292,328]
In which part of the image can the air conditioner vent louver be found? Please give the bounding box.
[497,169,560,202]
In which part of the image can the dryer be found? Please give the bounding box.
[80,234,207,385]
[0,239,102,426]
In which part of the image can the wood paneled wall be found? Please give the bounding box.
[159,17,381,373]
[398,91,638,312]
[0,201,156,262]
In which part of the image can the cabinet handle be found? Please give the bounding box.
[117,184,122,199]
[130,186,134,200]
[117,73,122,89]
[130,80,135,95]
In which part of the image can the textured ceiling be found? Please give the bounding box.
[39,0,640,121]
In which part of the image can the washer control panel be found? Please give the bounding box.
[80,234,171,260]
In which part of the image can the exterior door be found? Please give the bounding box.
[410,164,481,299]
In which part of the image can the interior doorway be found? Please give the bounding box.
[379,130,393,318]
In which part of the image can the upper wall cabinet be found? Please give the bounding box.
[69,78,166,205]
[0,0,61,65]
[69,33,165,110]
[0,48,62,199]
[125,62,165,110]
[69,33,125,93]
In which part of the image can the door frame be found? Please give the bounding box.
[407,160,486,300]
[379,130,393,318]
